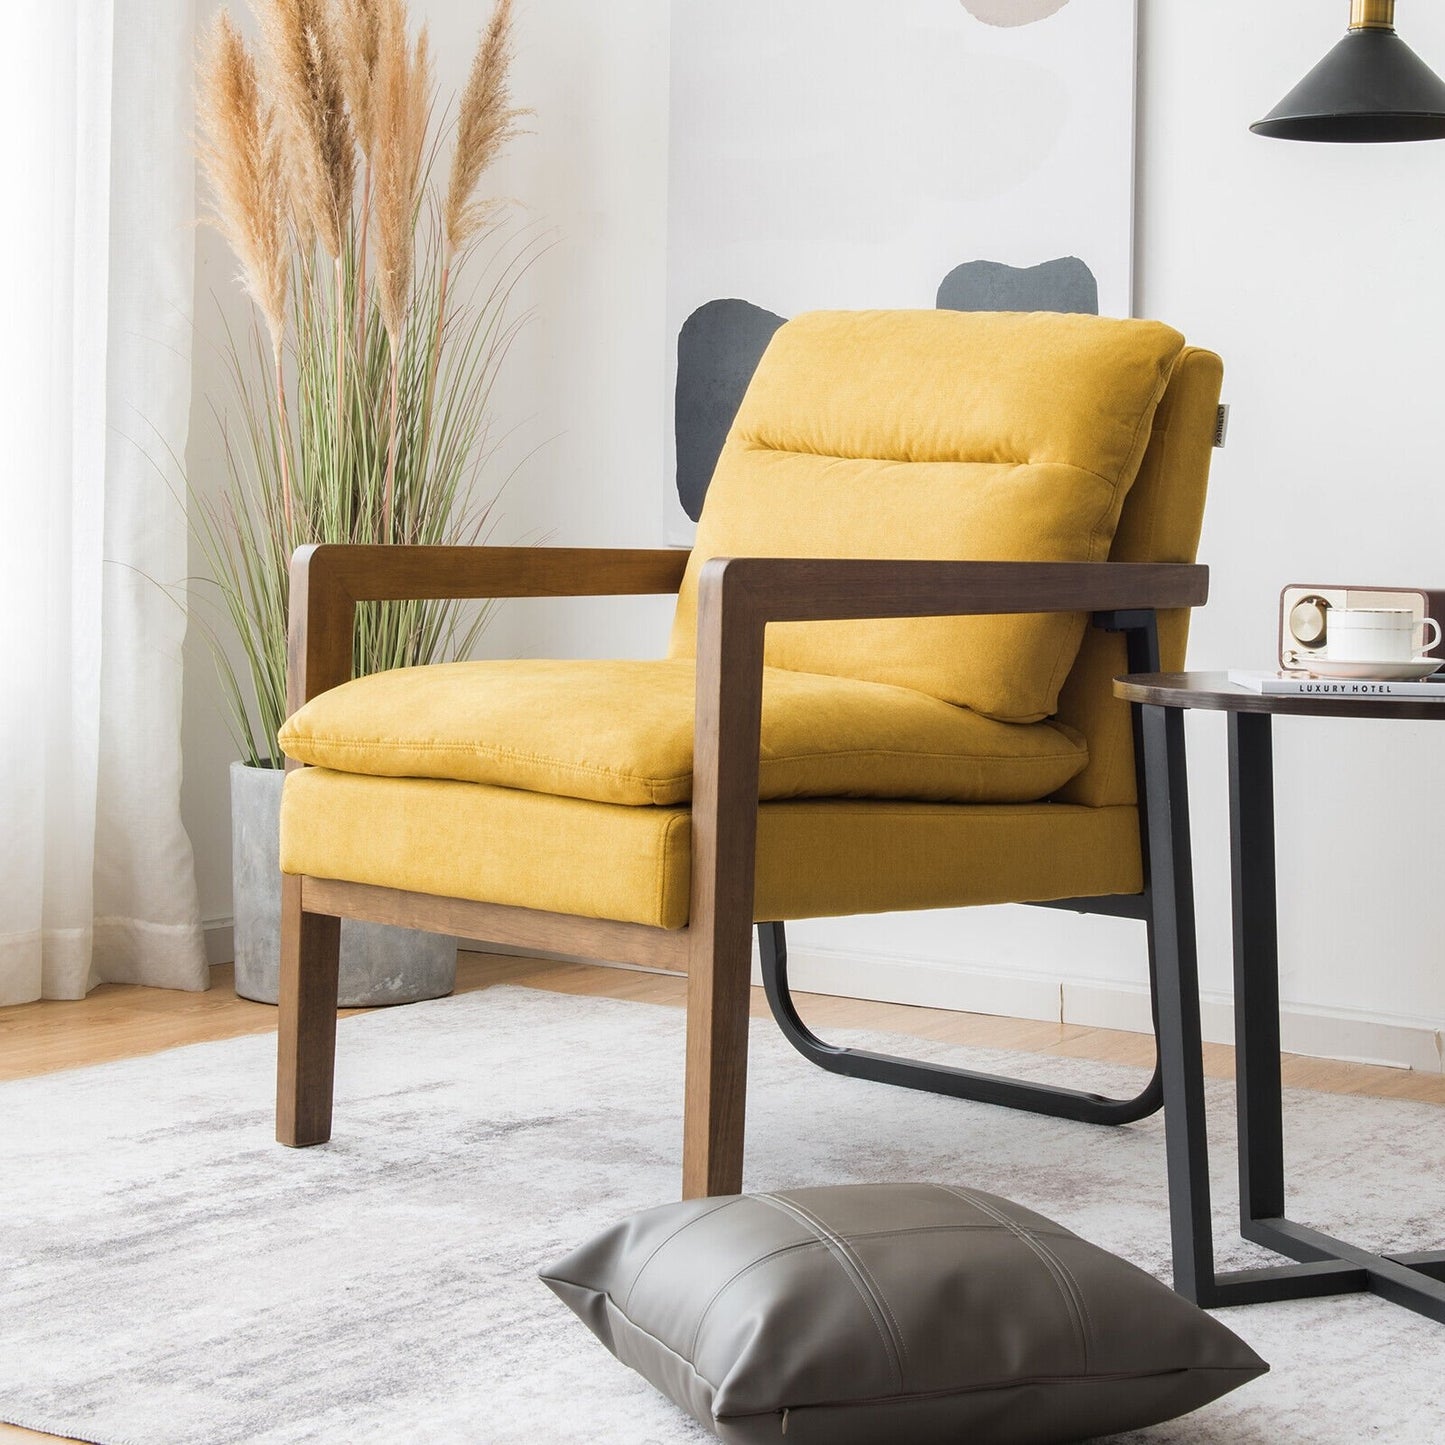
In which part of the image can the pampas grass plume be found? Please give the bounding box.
[329,0,383,159]
[443,0,525,258]
[197,13,289,348]
[258,0,356,258]
[372,0,431,341]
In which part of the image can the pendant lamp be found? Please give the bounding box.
[1252,0,1445,142]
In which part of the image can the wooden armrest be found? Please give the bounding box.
[685,558,1210,956]
[287,544,689,713]
[695,557,1208,626]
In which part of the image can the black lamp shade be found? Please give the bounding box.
[1252,27,1445,142]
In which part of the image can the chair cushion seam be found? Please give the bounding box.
[658,810,691,926]
[935,1185,1090,1374]
[287,738,687,793]
[622,1197,745,1315]
[762,747,1085,766]
[731,438,1125,487]
[755,1194,907,1395]
[287,739,1086,774]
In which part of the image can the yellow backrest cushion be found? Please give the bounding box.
[669,309,1186,722]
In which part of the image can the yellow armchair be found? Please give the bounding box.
[274,309,1222,1200]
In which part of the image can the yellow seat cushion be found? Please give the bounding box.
[669,309,1187,722]
[281,768,1144,930]
[278,658,1088,807]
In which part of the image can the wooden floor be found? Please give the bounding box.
[4,950,1444,1102]
[2,951,1442,1444]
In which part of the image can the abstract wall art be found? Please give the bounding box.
[960,0,1074,27]
[664,0,1137,536]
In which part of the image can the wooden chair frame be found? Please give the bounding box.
[277,543,1208,1198]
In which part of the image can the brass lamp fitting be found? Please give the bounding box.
[1350,0,1396,30]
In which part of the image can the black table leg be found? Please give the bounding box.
[1140,703,1218,1301]
[1229,712,1286,1228]
[1145,702,1445,1320]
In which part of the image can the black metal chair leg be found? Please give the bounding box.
[755,609,1169,1128]
[757,920,1164,1125]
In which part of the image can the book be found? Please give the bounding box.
[1227,670,1445,699]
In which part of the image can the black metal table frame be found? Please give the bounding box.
[1138,698,1445,1323]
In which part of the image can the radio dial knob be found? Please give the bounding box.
[1289,597,1330,648]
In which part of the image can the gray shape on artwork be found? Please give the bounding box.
[936,256,1099,315]
[960,0,1072,26]
[675,298,786,522]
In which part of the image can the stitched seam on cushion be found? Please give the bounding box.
[282,736,688,799]
[1039,352,1179,717]
[755,802,1122,818]
[936,1186,1090,1374]
[733,439,1121,488]
[735,1221,1073,1244]
[656,810,690,927]
[945,1187,1091,1374]
[1038,611,1088,723]
[781,1198,912,1383]
[667,1216,1086,1349]
[1072,354,1177,589]
[716,1367,1244,1421]
[589,1297,728,1400]
[1087,351,1177,552]
[679,1220,1091,1374]
[687,1239,827,1362]
[555,1294,1249,1427]
[1046,1250,1097,1351]
[762,747,1086,766]
[556,1304,1232,1424]
[653,814,668,925]
[622,1198,745,1314]
[288,740,1086,804]
[756,1194,905,1394]
[995,1212,1098,1358]
[289,737,1086,769]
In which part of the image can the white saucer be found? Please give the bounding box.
[1305,658,1444,681]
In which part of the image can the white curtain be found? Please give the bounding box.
[0,0,207,1004]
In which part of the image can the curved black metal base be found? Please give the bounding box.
[757,920,1164,1126]
[754,609,1172,1129]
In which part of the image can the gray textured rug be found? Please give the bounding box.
[2,984,1443,1444]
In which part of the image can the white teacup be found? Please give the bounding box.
[1325,607,1441,664]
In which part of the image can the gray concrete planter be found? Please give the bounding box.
[230,761,457,1006]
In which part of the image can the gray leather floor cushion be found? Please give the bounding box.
[540,1182,1267,1444]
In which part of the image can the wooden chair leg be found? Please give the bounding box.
[682,909,753,1200]
[276,873,341,1147]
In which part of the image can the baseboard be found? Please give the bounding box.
[225,921,1445,1076]
[779,945,1445,1076]
[761,947,1065,1029]
[204,919,234,968]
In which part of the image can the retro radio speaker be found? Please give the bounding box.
[1278,584,1445,671]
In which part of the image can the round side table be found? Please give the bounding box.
[1114,671,1445,1324]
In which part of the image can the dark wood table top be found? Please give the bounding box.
[1114,671,1445,720]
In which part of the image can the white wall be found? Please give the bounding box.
[182,0,1445,1066]
[1137,0,1445,1058]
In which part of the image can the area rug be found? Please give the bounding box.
[2,985,1443,1444]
